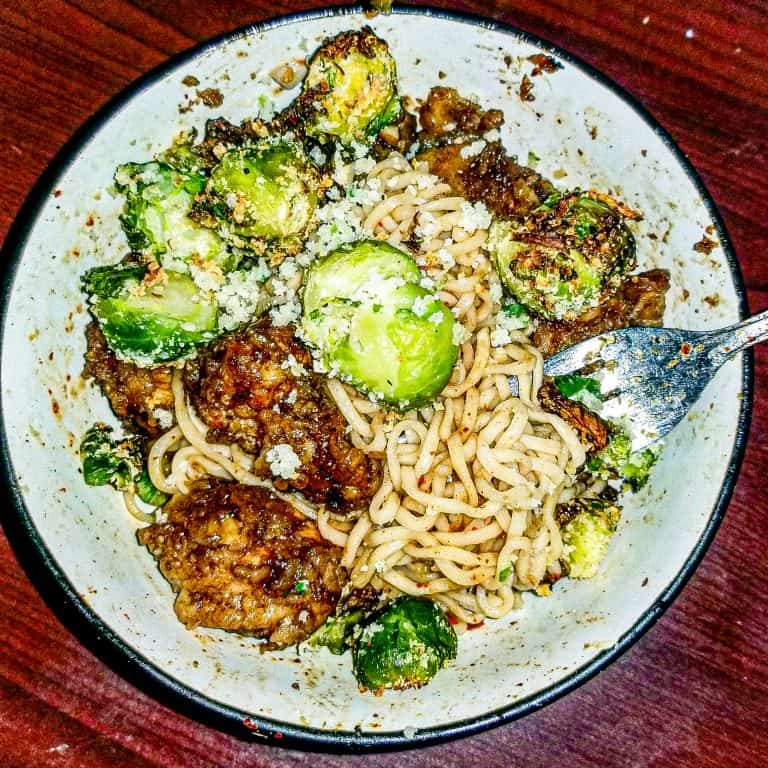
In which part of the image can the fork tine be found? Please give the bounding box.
[541,335,611,376]
[542,328,636,377]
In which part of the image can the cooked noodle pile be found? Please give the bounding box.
[143,153,588,627]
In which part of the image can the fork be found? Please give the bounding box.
[541,309,767,451]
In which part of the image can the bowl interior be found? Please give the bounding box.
[0,8,747,746]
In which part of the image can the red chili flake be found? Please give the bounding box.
[273,732,283,739]
[447,614,458,625]
[680,342,692,357]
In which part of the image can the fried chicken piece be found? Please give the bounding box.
[418,86,504,142]
[183,319,382,514]
[82,323,174,437]
[420,140,555,220]
[415,87,553,220]
[138,480,346,649]
[533,269,671,357]
[538,380,610,454]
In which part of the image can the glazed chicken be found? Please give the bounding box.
[417,87,554,220]
[83,322,174,438]
[183,318,382,514]
[138,480,346,648]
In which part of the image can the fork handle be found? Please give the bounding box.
[706,308,768,367]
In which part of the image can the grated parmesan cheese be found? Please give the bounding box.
[410,294,434,317]
[458,200,492,232]
[459,139,486,159]
[215,261,270,331]
[265,443,301,479]
[281,354,308,377]
[452,322,472,346]
[269,295,301,326]
[490,307,529,347]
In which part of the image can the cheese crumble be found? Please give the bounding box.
[265,444,301,479]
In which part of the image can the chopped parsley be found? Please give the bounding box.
[553,374,603,410]
[502,302,527,318]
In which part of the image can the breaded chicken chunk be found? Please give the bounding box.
[183,318,382,514]
[138,480,346,649]
[83,323,174,437]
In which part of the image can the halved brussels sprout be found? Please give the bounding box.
[83,263,218,364]
[352,597,457,692]
[300,240,457,408]
[488,192,636,321]
[556,497,621,579]
[300,27,400,147]
[114,161,230,272]
[194,140,320,255]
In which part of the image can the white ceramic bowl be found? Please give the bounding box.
[0,6,752,750]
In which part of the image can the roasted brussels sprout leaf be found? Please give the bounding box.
[488,192,636,320]
[586,427,661,491]
[114,161,230,272]
[194,140,319,255]
[300,27,400,147]
[557,497,621,579]
[308,609,364,655]
[300,240,457,408]
[81,424,139,490]
[80,425,168,506]
[135,466,170,506]
[83,264,219,365]
[352,597,457,692]
[159,130,205,175]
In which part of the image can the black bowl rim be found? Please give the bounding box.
[0,2,753,753]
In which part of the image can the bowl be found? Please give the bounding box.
[0,5,752,750]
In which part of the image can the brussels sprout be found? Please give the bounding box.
[114,161,230,272]
[308,608,364,655]
[194,140,320,255]
[300,27,400,147]
[300,240,457,408]
[488,192,636,321]
[352,597,457,692]
[585,427,661,491]
[80,424,169,505]
[83,263,218,365]
[557,497,621,579]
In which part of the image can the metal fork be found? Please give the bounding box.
[542,309,767,450]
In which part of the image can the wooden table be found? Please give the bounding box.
[1,2,766,766]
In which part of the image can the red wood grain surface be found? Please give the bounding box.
[1,2,766,766]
